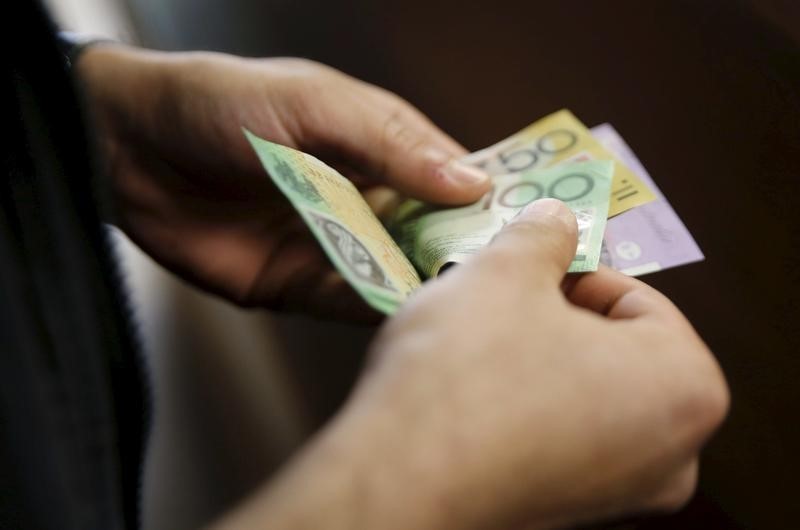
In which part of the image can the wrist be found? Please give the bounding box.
[56,32,114,70]
[75,44,172,146]
[213,384,460,530]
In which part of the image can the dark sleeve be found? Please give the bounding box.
[0,3,149,529]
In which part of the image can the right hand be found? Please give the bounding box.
[345,198,728,529]
[215,198,728,530]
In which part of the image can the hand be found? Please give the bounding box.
[218,199,728,530]
[77,46,490,319]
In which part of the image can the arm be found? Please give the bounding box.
[75,44,727,529]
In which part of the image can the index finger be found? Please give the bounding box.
[563,266,681,320]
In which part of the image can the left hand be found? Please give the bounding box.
[77,46,490,319]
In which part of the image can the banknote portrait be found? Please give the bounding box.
[316,217,390,288]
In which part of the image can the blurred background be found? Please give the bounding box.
[45,0,800,528]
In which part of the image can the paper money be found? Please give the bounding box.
[391,161,613,276]
[590,124,704,275]
[244,130,420,314]
[244,115,698,315]
[462,110,656,217]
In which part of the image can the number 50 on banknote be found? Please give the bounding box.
[462,109,655,216]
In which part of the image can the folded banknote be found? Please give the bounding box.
[244,130,420,314]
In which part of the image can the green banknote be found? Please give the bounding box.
[244,130,421,314]
[245,129,612,314]
[390,161,614,276]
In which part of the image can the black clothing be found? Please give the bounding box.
[1,3,147,529]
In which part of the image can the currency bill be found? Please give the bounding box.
[462,109,656,217]
[244,130,420,314]
[590,124,704,275]
[244,119,696,315]
[391,160,614,277]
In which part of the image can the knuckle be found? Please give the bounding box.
[670,351,730,446]
[478,246,526,280]
[381,106,404,136]
[516,213,576,242]
[646,462,699,513]
[478,240,562,290]
[283,57,331,77]
[381,106,421,152]
[636,324,729,448]
[376,106,431,180]
[690,370,730,438]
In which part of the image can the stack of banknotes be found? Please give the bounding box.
[245,110,703,314]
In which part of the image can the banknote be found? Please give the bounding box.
[391,160,614,276]
[590,124,704,275]
[244,119,696,314]
[244,130,420,314]
[462,109,656,217]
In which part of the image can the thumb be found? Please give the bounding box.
[338,103,492,205]
[485,198,579,287]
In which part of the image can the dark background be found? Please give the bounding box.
[127,1,799,527]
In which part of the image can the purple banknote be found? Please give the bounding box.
[590,124,704,276]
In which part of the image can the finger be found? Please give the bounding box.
[333,98,492,205]
[564,265,681,320]
[478,198,578,289]
[643,458,699,514]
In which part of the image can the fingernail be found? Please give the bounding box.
[514,198,574,224]
[426,148,490,186]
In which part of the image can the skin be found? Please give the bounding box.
[77,46,729,529]
[78,46,491,319]
[213,200,728,530]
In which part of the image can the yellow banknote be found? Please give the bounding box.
[462,109,655,216]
